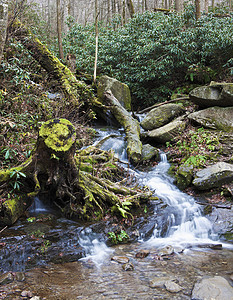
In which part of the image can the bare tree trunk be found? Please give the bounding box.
[0,0,8,64]
[122,0,126,24]
[175,0,183,12]
[195,0,201,19]
[56,0,64,60]
[204,0,209,13]
[94,0,98,83]
[126,0,135,17]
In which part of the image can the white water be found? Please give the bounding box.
[138,153,219,249]
[79,129,229,264]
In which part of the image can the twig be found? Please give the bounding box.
[138,97,189,114]
[0,226,7,235]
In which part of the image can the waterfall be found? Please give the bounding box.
[138,152,218,249]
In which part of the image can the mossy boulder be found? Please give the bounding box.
[193,162,233,190]
[188,107,233,132]
[97,75,131,111]
[140,144,160,162]
[189,82,233,108]
[140,104,185,131]
[175,164,194,190]
[144,118,187,144]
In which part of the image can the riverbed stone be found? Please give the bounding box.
[97,75,131,111]
[111,256,129,264]
[164,280,182,293]
[191,276,233,300]
[188,107,233,132]
[141,144,159,162]
[193,162,233,190]
[146,118,186,144]
[149,277,170,288]
[0,272,14,285]
[158,245,174,256]
[189,83,233,108]
[122,262,134,271]
[140,104,185,130]
[135,249,150,258]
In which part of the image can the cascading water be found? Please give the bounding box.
[138,152,218,249]
[98,128,221,251]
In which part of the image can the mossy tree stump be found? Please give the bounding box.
[0,119,153,225]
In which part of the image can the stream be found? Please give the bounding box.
[0,126,233,299]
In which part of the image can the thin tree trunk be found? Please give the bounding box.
[195,0,201,19]
[94,0,98,83]
[204,0,208,13]
[56,0,64,60]
[0,0,8,64]
[126,0,135,17]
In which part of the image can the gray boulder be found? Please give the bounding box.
[188,107,233,132]
[141,144,159,162]
[192,276,233,300]
[140,104,184,130]
[145,118,186,144]
[97,75,131,111]
[193,162,233,190]
[189,82,233,108]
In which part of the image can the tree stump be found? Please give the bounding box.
[0,119,153,225]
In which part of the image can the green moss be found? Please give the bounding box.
[39,118,76,152]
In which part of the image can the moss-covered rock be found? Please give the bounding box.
[188,107,233,132]
[193,162,233,190]
[175,164,194,190]
[141,104,185,131]
[97,75,131,111]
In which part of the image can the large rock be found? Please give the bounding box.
[140,104,184,130]
[188,107,233,132]
[193,162,233,190]
[140,144,159,162]
[97,75,131,111]
[189,82,233,108]
[145,118,186,144]
[191,276,233,300]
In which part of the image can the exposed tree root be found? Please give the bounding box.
[0,118,153,225]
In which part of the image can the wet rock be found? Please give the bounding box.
[188,107,233,132]
[175,164,194,190]
[230,274,233,281]
[149,277,170,288]
[191,276,233,300]
[145,117,187,144]
[193,162,233,190]
[122,262,134,271]
[158,245,174,256]
[140,104,185,130]
[97,75,131,111]
[30,297,40,300]
[189,83,233,108]
[165,280,182,293]
[0,272,14,285]
[15,272,25,281]
[135,249,150,258]
[21,290,33,298]
[141,144,159,162]
[111,256,129,264]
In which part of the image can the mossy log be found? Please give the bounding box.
[103,91,142,164]
[0,118,152,225]
[9,19,102,111]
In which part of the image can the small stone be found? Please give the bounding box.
[149,277,170,288]
[0,272,14,285]
[21,290,33,298]
[30,297,40,300]
[158,245,174,256]
[122,262,134,271]
[164,280,182,293]
[111,256,129,264]
[15,272,25,282]
[135,250,150,258]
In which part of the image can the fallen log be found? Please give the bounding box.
[0,118,152,225]
[103,90,142,164]
[9,18,103,112]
